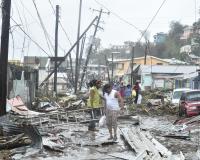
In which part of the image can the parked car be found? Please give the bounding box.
[179,90,200,117]
[171,88,191,105]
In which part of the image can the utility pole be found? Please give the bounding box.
[130,46,134,88]
[144,45,147,65]
[0,0,11,116]
[79,9,103,89]
[78,34,86,72]
[105,55,110,83]
[111,52,114,81]
[144,40,150,65]
[78,34,86,91]
[74,0,82,94]
[53,5,59,98]
[40,16,98,87]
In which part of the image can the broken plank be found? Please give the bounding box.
[108,152,136,160]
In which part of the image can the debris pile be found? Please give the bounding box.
[0,91,197,159]
[127,89,178,116]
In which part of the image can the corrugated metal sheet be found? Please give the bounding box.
[139,65,199,75]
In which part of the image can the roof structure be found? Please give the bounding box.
[108,55,170,63]
[139,65,199,75]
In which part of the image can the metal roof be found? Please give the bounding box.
[139,65,199,74]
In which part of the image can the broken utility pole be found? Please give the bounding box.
[0,0,12,116]
[40,16,98,87]
[80,9,109,89]
[78,34,86,91]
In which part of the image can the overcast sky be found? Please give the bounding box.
[6,0,200,59]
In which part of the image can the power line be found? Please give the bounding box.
[19,0,31,60]
[47,0,78,56]
[32,0,54,56]
[94,0,141,33]
[48,0,74,48]
[20,0,68,57]
[138,0,167,42]
[13,0,28,60]
[13,0,50,57]
[10,17,51,57]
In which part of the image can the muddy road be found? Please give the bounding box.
[1,111,200,160]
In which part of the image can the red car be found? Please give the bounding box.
[179,90,200,117]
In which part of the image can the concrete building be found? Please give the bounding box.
[153,32,167,44]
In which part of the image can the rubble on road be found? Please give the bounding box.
[127,89,178,116]
[119,126,184,160]
[0,91,198,160]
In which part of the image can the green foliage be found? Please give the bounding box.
[151,21,184,59]
[190,19,200,56]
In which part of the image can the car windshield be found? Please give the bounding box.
[186,92,200,101]
[173,91,184,99]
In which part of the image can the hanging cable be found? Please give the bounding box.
[94,0,141,33]
[10,17,51,57]
[138,0,167,42]
[19,0,68,58]
[13,0,26,56]
[0,2,51,57]
[48,0,75,50]
[19,0,33,59]
[32,0,54,56]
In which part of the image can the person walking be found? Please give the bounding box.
[133,81,141,104]
[125,84,132,98]
[119,82,125,99]
[87,79,103,130]
[103,83,124,141]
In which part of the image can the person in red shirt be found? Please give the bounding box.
[133,82,141,104]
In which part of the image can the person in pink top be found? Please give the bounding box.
[119,82,125,99]
[103,83,124,141]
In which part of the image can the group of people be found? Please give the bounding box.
[86,79,141,141]
[112,81,142,104]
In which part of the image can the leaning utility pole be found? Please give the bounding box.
[79,9,103,89]
[40,16,98,87]
[53,5,59,97]
[74,0,82,93]
[0,0,11,116]
[130,46,135,88]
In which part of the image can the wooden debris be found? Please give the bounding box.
[163,134,190,140]
[42,137,65,152]
[0,133,29,150]
[108,152,135,160]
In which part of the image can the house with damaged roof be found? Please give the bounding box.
[129,65,199,90]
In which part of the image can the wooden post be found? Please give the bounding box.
[0,0,11,116]
[74,0,82,93]
[54,5,59,97]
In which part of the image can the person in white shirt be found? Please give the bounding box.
[103,83,124,141]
